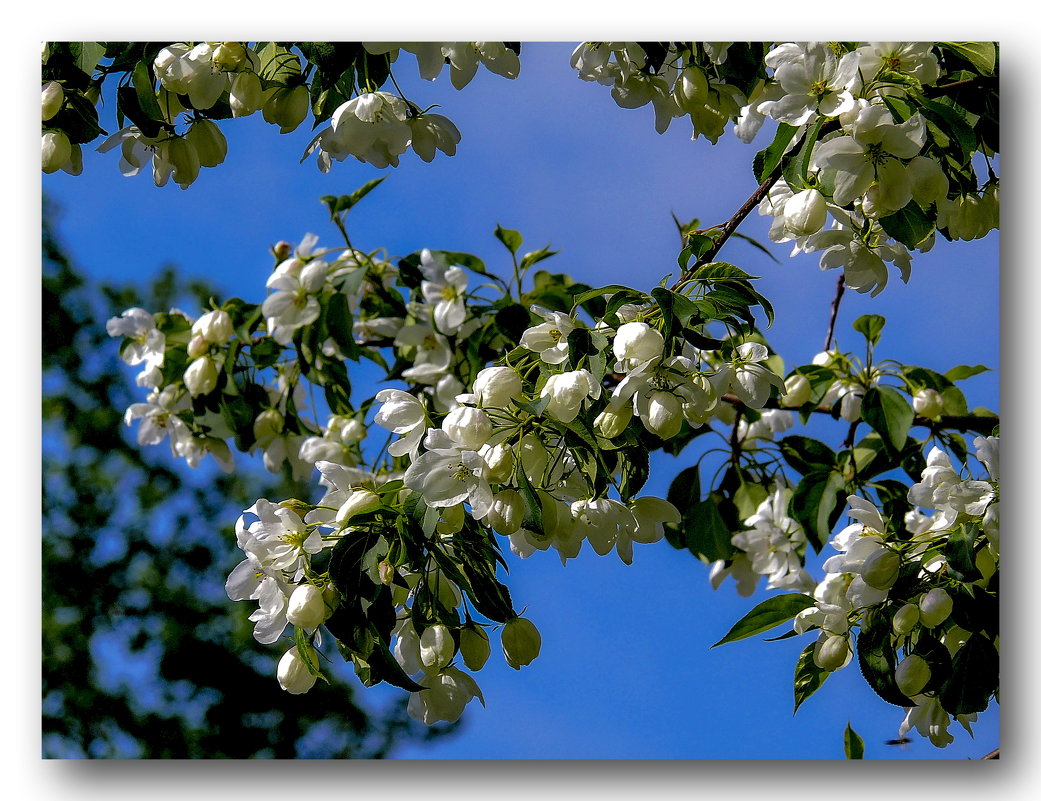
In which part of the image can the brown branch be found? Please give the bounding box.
[823,273,846,352]
[671,162,786,289]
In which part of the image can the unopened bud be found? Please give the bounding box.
[613,322,665,363]
[783,189,828,237]
[272,241,293,261]
[183,355,218,396]
[230,71,263,117]
[419,624,455,672]
[913,388,943,420]
[595,403,632,438]
[378,560,396,585]
[442,406,492,450]
[212,42,248,71]
[253,408,284,444]
[263,84,309,133]
[892,603,920,635]
[42,81,64,120]
[861,548,901,590]
[919,589,953,627]
[895,654,932,696]
[780,374,812,407]
[502,617,541,670]
[41,131,71,174]
[473,366,523,408]
[277,646,318,694]
[335,488,381,523]
[286,584,328,629]
[460,626,491,671]
[192,309,234,345]
[185,119,228,168]
[488,490,524,536]
[186,334,210,360]
[814,634,850,671]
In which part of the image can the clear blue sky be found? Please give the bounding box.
[43,41,999,760]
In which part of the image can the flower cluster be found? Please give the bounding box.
[46,41,521,186]
[789,435,999,747]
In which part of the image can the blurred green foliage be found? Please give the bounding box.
[41,199,456,757]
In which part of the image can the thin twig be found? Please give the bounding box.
[671,163,786,289]
[823,274,846,351]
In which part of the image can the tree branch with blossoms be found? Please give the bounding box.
[79,39,1000,754]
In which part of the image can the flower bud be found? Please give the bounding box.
[488,490,524,536]
[230,72,263,117]
[442,406,492,450]
[919,588,953,627]
[613,322,665,363]
[419,624,455,672]
[473,366,523,408]
[502,617,541,670]
[42,81,64,121]
[253,408,284,444]
[192,309,234,345]
[277,646,318,694]
[378,560,396,585]
[286,584,328,629]
[912,388,943,420]
[641,390,683,440]
[895,654,932,697]
[460,626,491,671]
[674,66,709,114]
[41,131,72,174]
[892,603,920,635]
[186,334,209,360]
[436,503,465,535]
[263,85,310,133]
[61,143,83,176]
[335,488,381,523]
[272,240,293,261]
[482,443,514,484]
[185,119,228,168]
[861,548,901,590]
[595,403,633,438]
[183,355,218,396]
[780,374,811,407]
[212,42,248,72]
[160,136,201,189]
[814,634,850,671]
[783,189,828,237]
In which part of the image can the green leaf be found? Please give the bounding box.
[132,59,166,127]
[366,638,427,692]
[938,42,997,75]
[861,386,914,453]
[293,627,325,679]
[75,41,106,76]
[945,522,983,582]
[856,612,914,708]
[938,634,999,715]
[945,364,990,382]
[514,464,545,537]
[753,123,799,183]
[519,247,558,272]
[794,643,830,714]
[879,202,934,250]
[494,224,523,255]
[778,436,837,476]
[843,722,865,759]
[852,314,886,346]
[790,471,846,553]
[713,594,817,647]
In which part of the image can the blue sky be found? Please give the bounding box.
[43,41,999,760]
